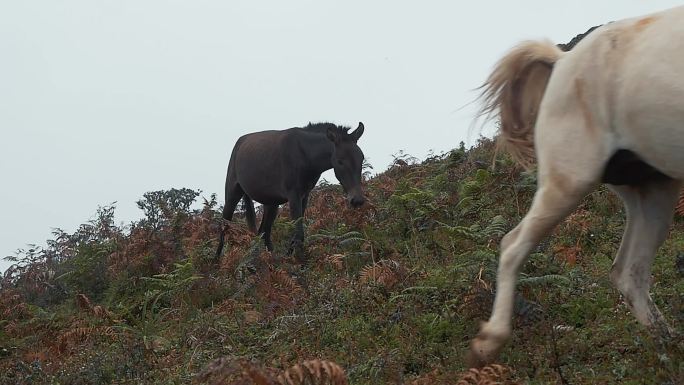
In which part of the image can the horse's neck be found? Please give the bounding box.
[300,132,333,176]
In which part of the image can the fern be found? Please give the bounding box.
[518,274,570,288]
[455,364,517,385]
[514,169,538,191]
[55,322,116,354]
[277,359,348,385]
[0,292,29,321]
[437,221,476,240]
[195,357,348,385]
[234,238,266,280]
[338,237,366,248]
[386,186,440,227]
[263,268,304,306]
[389,286,439,303]
[513,293,544,325]
[265,313,318,344]
[75,293,113,320]
[324,254,345,271]
[140,260,202,312]
[676,190,684,217]
[308,230,365,249]
[482,215,507,239]
[114,264,200,351]
[437,214,506,243]
[460,169,492,199]
[359,259,405,289]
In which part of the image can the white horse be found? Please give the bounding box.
[470,6,684,366]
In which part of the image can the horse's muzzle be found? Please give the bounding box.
[348,195,365,208]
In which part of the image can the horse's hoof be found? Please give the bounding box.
[287,240,305,258]
[466,329,507,368]
[286,241,298,252]
[465,349,488,368]
[467,339,495,368]
[291,247,307,262]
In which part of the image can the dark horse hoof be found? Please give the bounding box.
[287,239,307,263]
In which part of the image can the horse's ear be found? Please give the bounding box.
[326,127,339,144]
[350,122,364,142]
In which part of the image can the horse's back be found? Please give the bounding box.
[541,6,684,179]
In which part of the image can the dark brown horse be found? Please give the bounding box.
[216,122,366,259]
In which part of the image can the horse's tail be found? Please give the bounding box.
[243,196,257,233]
[216,225,226,259]
[478,40,563,169]
[215,203,232,259]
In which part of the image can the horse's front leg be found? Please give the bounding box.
[469,176,594,366]
[286,194,306,261]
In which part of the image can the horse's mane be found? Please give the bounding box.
[556,24,603,52]
[301,122,351,136]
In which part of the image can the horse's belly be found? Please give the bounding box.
[238,176,288,205]
[243,189,288,206]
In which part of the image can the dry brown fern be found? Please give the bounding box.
[404,369,442,385]
[220,246,247,272]
[22,349,50,363]
[0,291,29,321]
[92,305,113,319]
[676,189,684,217]
[324,254,345,271]
[268,268,304,304]
[75,293,92,310]
[458,267,494,319]
[455,364,517,385]
[359,259,405,289]
[194,357,348,385]
[304,187,376,233]
[75,293,114,320]
[194,356,276,385]
[277,359,348,385]
[55,322,116,354]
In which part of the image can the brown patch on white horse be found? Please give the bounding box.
[574,78,599,137]
[634,16,658,32]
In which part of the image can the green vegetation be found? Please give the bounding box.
[1,139,682,384]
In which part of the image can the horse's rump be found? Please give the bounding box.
[480,6,684,178]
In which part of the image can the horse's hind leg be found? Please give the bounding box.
[469,175,595,366]
[258,204,279,251]
[216,182,245,258]
[286,193,307,261]
[608,179,681,337]
[222,182,245,221]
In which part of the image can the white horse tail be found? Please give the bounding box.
[478,40,563,169]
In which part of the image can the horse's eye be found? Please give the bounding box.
[336,159,344,166]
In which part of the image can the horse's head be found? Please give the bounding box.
[326,122,366,208]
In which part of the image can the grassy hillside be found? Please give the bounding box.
[1,138,683,384]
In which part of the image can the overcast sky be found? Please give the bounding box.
[1,1,680,273]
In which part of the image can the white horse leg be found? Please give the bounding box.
[608,179,681,336]
[499,222,522,251]
[469,176,594,365]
